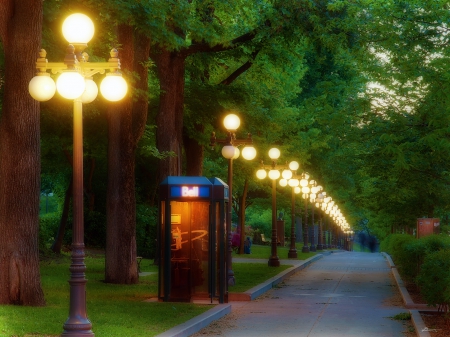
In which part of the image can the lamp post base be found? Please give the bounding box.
[227,269,236,286]
[316,244,323,250]
[302,245,310,253]
[288,249,298,258]
[310,245,316,252]
[268,257,280,267]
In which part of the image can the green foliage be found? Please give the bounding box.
[136,204,158,259]
[39,213,60,253]
[382,234,450,283]
[380,234,415,280]
[390,312,411,321]
[246,206,272,237]
[417,249,450,312]
[84,211,107,247]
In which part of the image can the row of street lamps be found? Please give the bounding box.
[211,114,353,277]
[28,12,351,334]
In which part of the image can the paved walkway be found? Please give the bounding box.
[192,252,408,336]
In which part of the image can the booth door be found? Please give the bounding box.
[170,201,210,301]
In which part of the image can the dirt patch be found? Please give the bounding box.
[405,281,425,304]
[420,311,450,337]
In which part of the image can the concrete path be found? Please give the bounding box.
[193,252,408,336]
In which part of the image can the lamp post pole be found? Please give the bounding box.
[315,192,325,250]
[310,197,316,252]
[28,13,127,336]
[256,148,287,267]
[279,161,300,259]
[210,114,256,286]
[269,177,279,266]
[288,185,297,258]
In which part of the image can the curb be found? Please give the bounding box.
[157,252,325,336]
[381,252,434,337]
[229,254,324,301]
[155,304,231,337]
[409,310,431,337]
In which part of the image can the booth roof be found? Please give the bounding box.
[160,176,213,186]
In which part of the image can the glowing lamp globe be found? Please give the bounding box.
[28,74,56,101]
[56,71,86,99]
[300,178,308,187]
[279,179,287,187]
[289,178,299,187]
[223,114,240,131]
[241,146,256,160]
[282,169,292,180]
[221,145,236,159]
[100,73,128,101]
[302,186,310,194]
[294,186,301,194]
[80,78,98,103]
[268,148,280,160]
[62,13,95,44]
[232,147,240,160]
[289,161,299,171]
[268,169,280,180]
[256,169,267,179]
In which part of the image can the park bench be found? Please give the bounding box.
[260,234,270,245]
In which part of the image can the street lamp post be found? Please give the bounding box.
[210,113,256,286]
[279,161,300,258]
[256,148,289,267]
[29,13,127,336]
[299,173,311,253]
[315,192,325,250]
[308,182,322,252]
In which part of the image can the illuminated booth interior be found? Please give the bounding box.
[158,176,228,303]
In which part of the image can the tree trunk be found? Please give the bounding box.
[183,124,204,176]
[0,0,45,306]
[154,49,187,180]
[105,27,149,284]
[51,178,72,254]
[238,179,249,254]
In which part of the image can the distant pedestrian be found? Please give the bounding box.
[244,237,251,254]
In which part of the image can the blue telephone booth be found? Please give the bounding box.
[158,176,228,303]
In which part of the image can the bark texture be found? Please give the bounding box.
[154,49,186,181]
[105,26,149,284]
[0,0,45,306]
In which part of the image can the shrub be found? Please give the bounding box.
[403,235,450,282]
[136,204,157,259]
[39,213,60,253]
[84,210,106,247]
[417,249,450,312]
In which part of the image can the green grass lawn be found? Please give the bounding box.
[0,256,208,337]
[0,250,305,337]
[232,243,319,260]
[231,263,292,292]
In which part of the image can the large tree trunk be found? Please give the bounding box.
[0,0,45,306]
[105,26,149,284]
[154,49,186,180]
[183,124,204,176]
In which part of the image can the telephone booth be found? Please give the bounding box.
[158,176,228,303]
